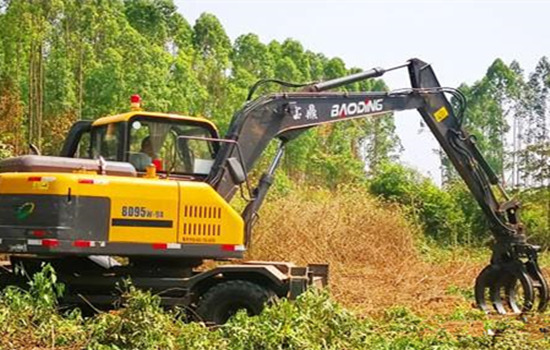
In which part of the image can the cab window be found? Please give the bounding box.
[91,123,122,161]
[76,132,91,159]
[128,118,217,175]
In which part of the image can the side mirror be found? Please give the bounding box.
[227,157,246,185]
[29,144,41,156]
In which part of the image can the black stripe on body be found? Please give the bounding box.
[111,219,173,228]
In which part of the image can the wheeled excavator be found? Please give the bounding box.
[0,58,547,324]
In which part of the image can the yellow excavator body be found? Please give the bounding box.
[0,172,244,247]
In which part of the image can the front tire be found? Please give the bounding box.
[196,280,275,325]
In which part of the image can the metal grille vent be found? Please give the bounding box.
[183,205,222,219]
[182,205,222,236]
[182,222,221,236]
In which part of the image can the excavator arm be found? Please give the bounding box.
[207,58,548,314]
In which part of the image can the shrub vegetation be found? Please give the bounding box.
[0,265,548,350]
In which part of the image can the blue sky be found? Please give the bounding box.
[175,0,550,184]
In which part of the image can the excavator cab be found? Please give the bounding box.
[91,114,219,177]
[62,102,220,179]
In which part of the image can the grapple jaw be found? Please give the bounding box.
[475,242,549,314]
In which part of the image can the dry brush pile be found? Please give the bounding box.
[247,187,535,316]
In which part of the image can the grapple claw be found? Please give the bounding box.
[525,260,549,312]
[475,264,500,313]
[490,271,509,314]
[475,259,544,314]
[500,261,534,313]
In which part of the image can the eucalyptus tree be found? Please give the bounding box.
[0,0,403,190]
[442,59,523,185]
[192,13,232,130]
[518,57,550,188]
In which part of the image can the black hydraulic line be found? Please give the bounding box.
[246,79,316,101]
[468,138,500,185]
[447,131,514,237]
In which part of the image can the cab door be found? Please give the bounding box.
[60,121,92,158]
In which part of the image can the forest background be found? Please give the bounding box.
[0,0,548,248]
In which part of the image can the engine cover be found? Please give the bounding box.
[0,172,245,259]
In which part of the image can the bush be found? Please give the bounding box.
[88,283,184,349]
[368,161,550,249]
[445,181,490,244]
[517,187,550,249]
[0,264,87,348]
[368,162,470,245]
[221,289,374,350]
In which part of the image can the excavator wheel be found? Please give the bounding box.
[195,280,276,325]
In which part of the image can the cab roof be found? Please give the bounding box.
[92,111,218,132]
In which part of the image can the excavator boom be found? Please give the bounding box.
[209,58,548,313]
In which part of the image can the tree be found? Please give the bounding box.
[518,57,550,188]
[0,1,400,192]
[124,0,177,44]
[442,59,522,184]
[231,33,273,80]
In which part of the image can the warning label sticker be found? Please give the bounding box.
[434,107,449,122]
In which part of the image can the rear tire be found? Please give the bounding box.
[196,280,275,325]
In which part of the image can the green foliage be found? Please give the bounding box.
[369,162,471,245]
[124,0,179,43]
[518,57,550,188]
[0,139,13,159]
[445,181,490,244]
[446,285,475,301]
[368,161,550,247]
[0,264,87,347]
[0,265,549,349]
[448,307,486,322]
[89,283,183,349]
[0,0,401,184]
[220,290,374,350]
[517,187,550,248]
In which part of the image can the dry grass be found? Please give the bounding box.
[247,187,541,317]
